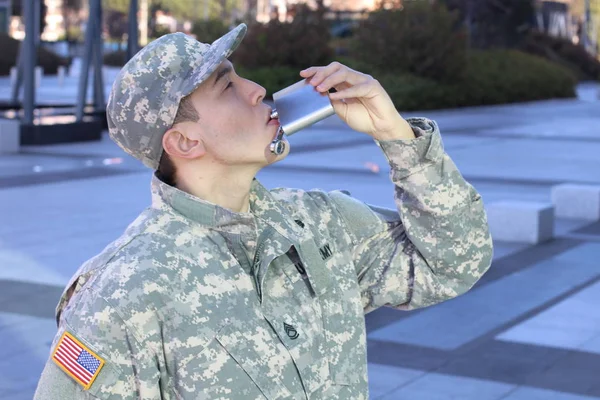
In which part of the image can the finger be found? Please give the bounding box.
[313,70,346,92]
[307,62,343,88]
[330,98,349,118]
[299,67,318,78]
[316,69,370,93]
[329,82,375,100]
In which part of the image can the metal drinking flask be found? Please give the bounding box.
[269,79,336,155]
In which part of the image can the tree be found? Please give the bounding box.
[63,0,84,42]
[11,0,48,38]
[440,0,536,49]
[106,9,128,44]
[103,0,131,14]
[232,0,333,69]
[352,1,467,82]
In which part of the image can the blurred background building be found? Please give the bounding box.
[2,0,599,57]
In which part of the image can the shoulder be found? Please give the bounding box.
[269,186,349,214]
[39,299,148,399]
[269,186,378,225]
[83,228,242,339]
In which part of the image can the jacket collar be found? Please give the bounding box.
[150,174,304,242]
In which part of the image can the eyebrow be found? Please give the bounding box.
[213,65,232,88]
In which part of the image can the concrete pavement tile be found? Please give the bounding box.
[3,386,39,400]
[0,345,47,390]
[498,324,598,352]
[501,387,600,400]
[370,336,600,397]
[579,333,600,355]
[0,280,63,319]
[5,392,37,400]
[0,249,67,287]
[367,363,425,399]
[524,351,600,396]
[497,281,600,352]
[0,313,55,359]
[553,242,600,265]
[435,340,567,385]
[448,138,600,185]
[575,221,600,236]
[369,244,600,350]
[473,238,582,290]
[367,340,449,372]
[378,372,515,400]
[490,242,531,259]
[365,242,527,334]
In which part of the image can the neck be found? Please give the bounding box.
[175,161,258,214]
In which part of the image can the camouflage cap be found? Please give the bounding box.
[106,24,247,170]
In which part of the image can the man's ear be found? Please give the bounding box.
[162,126,206,160]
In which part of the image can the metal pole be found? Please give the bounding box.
[11,43,23,103]
[585,0,592,51]
[76,0,97,121]
[465,0,473,49]
[127,0,139,61]
[140,0,148,45]
[34,0,41,45]
[23,0,37,124]
[92,0,105,111]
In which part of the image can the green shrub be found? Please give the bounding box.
[521,30,600,81]
[190,19,229,43]
[237,49,576,109]
[350,1,468,83]
[377,50,576,111]
[464,50,576,105]
[103,50,127,67]
[0,34,70,76]
[232,3,333,69]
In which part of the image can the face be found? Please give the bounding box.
[172,60,289,169]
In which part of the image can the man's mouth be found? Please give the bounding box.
[267,108,280,126]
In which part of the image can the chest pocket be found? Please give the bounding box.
[216,317,307,400]
[263,239,366,393]
[216,239,365,399]
[256,251,332,398]
[294,239,367,386]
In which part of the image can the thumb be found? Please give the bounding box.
[330,98,348,118]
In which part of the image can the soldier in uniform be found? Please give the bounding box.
[34,23,493,399]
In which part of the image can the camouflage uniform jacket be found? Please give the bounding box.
[34,118,493,400]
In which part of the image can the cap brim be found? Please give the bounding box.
[183,23,247,97]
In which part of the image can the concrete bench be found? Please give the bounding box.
[0,119,20,154]
[487,201,554,244]
[551,184,600,221]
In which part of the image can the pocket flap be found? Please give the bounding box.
[216,319,300,399]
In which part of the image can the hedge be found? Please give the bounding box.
[380,50,576,111]
[351,1,468,83]
[0,34,70,76]
[521,31,600,81]
[103,50,127,67]
[238,50,576,111]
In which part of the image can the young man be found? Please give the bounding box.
[34,24,493,399]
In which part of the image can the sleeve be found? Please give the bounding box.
[327,117,493,313]
[34,288,161,399]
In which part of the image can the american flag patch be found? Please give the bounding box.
[52,331,105,390]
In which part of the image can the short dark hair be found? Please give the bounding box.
[156,95,199,187]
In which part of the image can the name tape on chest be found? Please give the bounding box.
[52,331,105,390]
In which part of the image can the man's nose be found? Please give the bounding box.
[248,80,266,105]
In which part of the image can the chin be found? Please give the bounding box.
[263,141,290,164]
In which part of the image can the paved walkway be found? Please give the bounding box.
[1,69,599,399]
